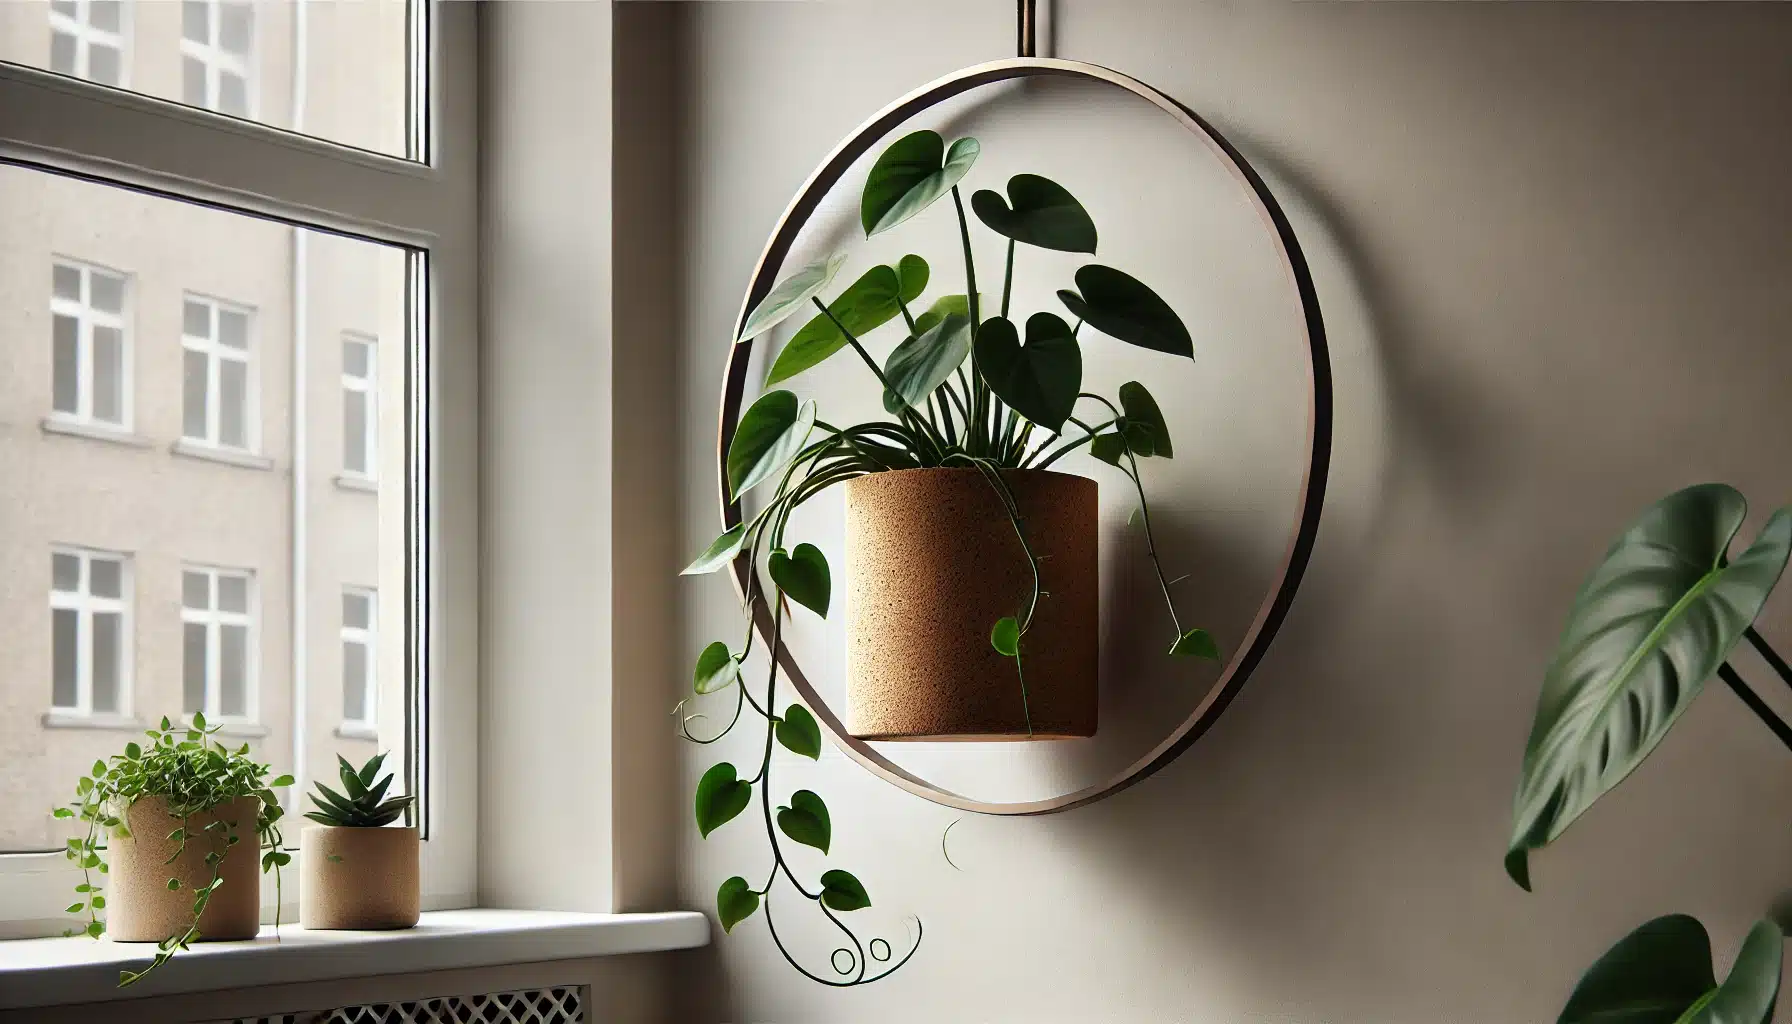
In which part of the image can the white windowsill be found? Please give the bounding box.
[333,473,378,493]
[170,438,274,471]
[40,710,145,731]
[0,908,709,1010]
[334,720,378,740]
[40,417,152,448]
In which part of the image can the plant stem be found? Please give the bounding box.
[1030,416,1120,470]
[1000,238,1014,320]
[950,186,985,454]
[1718,662,1792,753]
[1121,446,1184,639]
[1746,628,1792,690]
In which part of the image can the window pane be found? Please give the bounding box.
[183,570,210,609]
[343,339,370,378]
[343,641,366,721]
[219,624,248,717]
[89,272,123,314]
[183,349,209,438]
[52,608,78,708]
[52,314,79,414]
[218,574,248,614]
[8,0,418,159]
[219,357,247,447]
[88,557,121,599]
[183,622,208,713]
[50,1,78,18]
[52,264,80,301]
[52,552,79,592]
[91,612,120,713]
[92,324,123,423]
[344,390,367,473]
[183,299,211,338]
[343,591,369,629]
[218,309,248,349]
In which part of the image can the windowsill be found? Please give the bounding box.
[40,417,151,448]
[208,720,270,739]
[39,710,145,731]
[334,721,378,740]
[333,473,378,493]
[170,438,274,470]
[0,908,709,1010]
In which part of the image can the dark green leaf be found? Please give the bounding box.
[716,876,759,934]
[1118,381,1172,458]
[357,753,386,787]
[990,616,1020,657]
[124,742,140,760]
[1686,919,1782,1024]
[338,755,369,799]
[897,254,929,299]
[682,524,747,576]
[191,711,206,730]
[776,790,832,855]
[736,253,847,343]
[776,704,822,760]
[694,641,741,695]
[1058,265,1193,358]
[861,130,979,236]
[1506,485,1792,889]
[1089,432,1126,466]
[1557,914,1773,1024]
[885,312,971,412]
[694,763,752,839]
[768,262,926,384]
[727,390,816,499]
[975,313,1081,432]
[819,869,871,912]
[970,174,1098,253]
[1169,629,1219,660]
[769,543,830,617]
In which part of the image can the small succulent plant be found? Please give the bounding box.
[305,753,415,828]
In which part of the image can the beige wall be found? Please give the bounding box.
[662,2,1792,1021]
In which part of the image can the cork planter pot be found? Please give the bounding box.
[845,466,1099,740]
[300,825,420,930]
[107,795,262,942]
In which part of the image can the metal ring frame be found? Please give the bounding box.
[717,57,1333,815]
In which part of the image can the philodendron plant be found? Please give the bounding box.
[1507,483,1792,1021]
[678,128,1220,985]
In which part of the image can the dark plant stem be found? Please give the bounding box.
[1718,662,1792,754]
[1000,238,1014,320]
[949,186,988,455]
[1746,628,1792,690]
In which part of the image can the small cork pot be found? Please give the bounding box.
[845,466,1099,740]
[300,825,420,930]
[107,795,263,942]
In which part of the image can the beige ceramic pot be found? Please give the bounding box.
[300,825,420,930]
[107,795,262,942]
[845,466,1099,740]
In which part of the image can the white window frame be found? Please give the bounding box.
[179,0,255,119]
[0,3,476,938]
[48,546,133,719]
[342,331,378,479]
[48,258,132,430]
[48,0,131,88]
[180,293,258,452]
[341,586,378,732]
[180,565,259,725]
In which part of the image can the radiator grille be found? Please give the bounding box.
[217,985,583,1024]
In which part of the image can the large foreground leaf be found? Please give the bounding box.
[971,174,1097,253]
[884,312,971,411]
[768,260,928,384]
[1058,265,1193,358]
[974,313,1082,431]
[1557,914,1781,1024]
[1506,484,1792,889]
[862,131,979,237]
[726,390,816,499]
[737,254,847,343]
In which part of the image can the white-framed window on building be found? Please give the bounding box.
[181,566,256,722]
[181,294,255,451]
[48,0,129,88]
[342,332,377,479]
[50,548,131,718]
[180,0,253,118]
[50,260,130,429]
[341,587,377,733]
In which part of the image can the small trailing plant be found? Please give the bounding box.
[679,128,1221,985]
[55,713,293,986]
[304,753,415,828]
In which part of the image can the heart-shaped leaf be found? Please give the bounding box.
[769,543,830,617]
[1557,915,1782,1024]
[682,523,747,576]
[727,390,816,499]
[990,616,1020,657]
[693,642,740,694]
[913,293,972,336]
[819,869,871,911]
[776,789,831,854]
[1118,381,1172,458]
[1058,265,1192,358]
[862,131,980,237]
[768,261,928,384]
[885,312,971,412]
[1506,484,1792,889]
[694,763,751,838]
[970,174,1098,253]
[776,703,822,760]
[736,253,847,343]
[1685,919,1782,1024]
[1169,628,1218,660]
[1089,432,1127,466]
[975,313,1082,432]
[716,876,759,934]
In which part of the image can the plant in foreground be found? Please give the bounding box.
[55,713,293,986]
[304,753,415,828]
[680,128,1221,985]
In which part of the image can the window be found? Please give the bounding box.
[48,1,127,87]
[342,333,377,478]
[181,567,256,722]
[49,260,130,428]
[341,588,377,730]
[181,295,255,450]
[50,548,131,717]
[180,0,253,118]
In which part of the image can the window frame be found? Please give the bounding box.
[48,0,131,89]
[48,257,133,431]
[179,0,257,120]
[48,546,133,719]
[180,565,260,725]
[340,585,378,732]
[342,331,378,480]
[180,292,259,452]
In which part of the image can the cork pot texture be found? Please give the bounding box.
[845,467,1099,740]
[106,795,263,942]
[300,825,420,930]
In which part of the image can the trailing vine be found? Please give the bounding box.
[679,128,1220,983]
